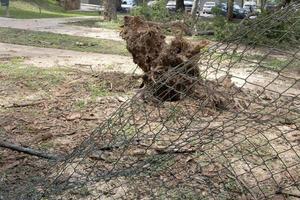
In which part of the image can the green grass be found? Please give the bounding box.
[88,83,110,99]
[0,59,69,90]
[74,100,87,110]
[0,0,98,19]
[0,27,128,56]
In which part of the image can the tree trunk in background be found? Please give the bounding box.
[116,0,122,11]
[62,0,80,10]
[260,0,266,12]
[104,0,117,21]
[136,0,145,5]
[176,0,185,12]
[227,0,234,21]
[4,6,9,17]
[277,0,291,9]
[241,0,244,7]
[191,0,200,20]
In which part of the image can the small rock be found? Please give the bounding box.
[128,149,148,156]
[116,96,128,102]
[66,112,81,121]
[89,150,111,161]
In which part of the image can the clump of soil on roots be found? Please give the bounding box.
[120,16,237,109]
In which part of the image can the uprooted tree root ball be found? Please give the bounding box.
[120,16,237,109]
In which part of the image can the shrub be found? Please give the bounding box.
[131,0,170,22]
[240,10,300,49]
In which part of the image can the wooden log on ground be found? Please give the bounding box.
[0,140,62,160]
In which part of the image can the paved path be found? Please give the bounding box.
[0,16,122,41]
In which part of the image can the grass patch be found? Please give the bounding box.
[0,60,69,90]
[0,0,98,19]
[0,27,128,56]
[88,83,110,99]
[74,100,87,110]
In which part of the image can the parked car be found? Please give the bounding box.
[264,2,277,13]
[203,2,216,14]
[166,1,176,12]
[121,0,136,12]
[216,3,247,19]
[166,0,194,12]
[183,0,193,12]
[243,0,257,14]
[147,1,157,7]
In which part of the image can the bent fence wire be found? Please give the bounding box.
[2,3,300,200]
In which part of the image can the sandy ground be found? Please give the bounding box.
[0,16,122,41]
[1,36,299,200]
[0,42,139,74]
[1,42,299,98]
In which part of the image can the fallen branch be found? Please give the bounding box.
[146,20,192,36]
[154,148,196,154]
[0,140,62,160]
[5,101,44,108]
[195,31,215,36]
[280,192,300,198]
[276,189,300,199]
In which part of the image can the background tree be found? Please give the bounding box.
[116,0,122,11]
[1,0,10,17]
[103,0,117,21]
[176,0,185,12]
[227,0,234,21]
[191,0,200,20]
[277,0,292,8]
[260,0,267,12]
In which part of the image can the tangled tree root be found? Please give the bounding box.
[120,16,238,109]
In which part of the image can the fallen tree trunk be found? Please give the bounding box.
[0,140,62,160]
[147,20,193,36]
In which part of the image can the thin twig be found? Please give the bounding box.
[276,189,300,199]
[154,148,196,154]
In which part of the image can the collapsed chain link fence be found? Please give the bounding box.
[2,2,300,200]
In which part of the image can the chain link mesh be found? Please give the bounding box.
[1,2,300,200]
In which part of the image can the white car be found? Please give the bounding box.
[147,1,157,7]
[203,2,216,14]
[243,0,257,13]
[121,0,136,12]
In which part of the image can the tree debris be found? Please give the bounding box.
[120,16,238,109]
[120,16,208,102]
[0,140,62,160]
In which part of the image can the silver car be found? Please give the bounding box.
[203,1,216,14]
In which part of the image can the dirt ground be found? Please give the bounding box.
[0,55,142,191]
[0,17,123,41]
[0,39,299,199]
[0,42,138,74]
